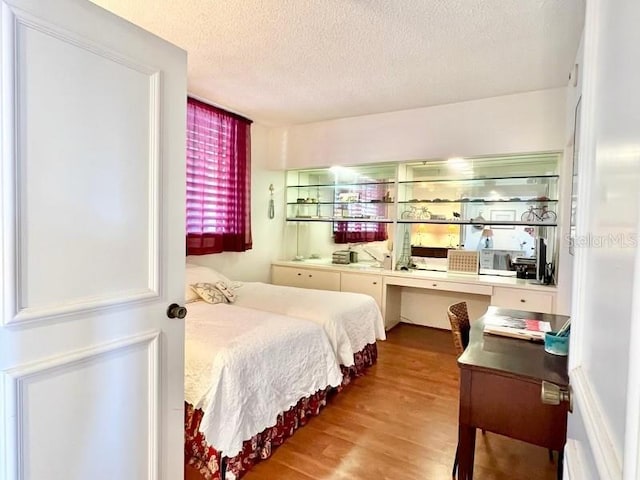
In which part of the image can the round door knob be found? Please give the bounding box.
[167,303,187,319]
[541,381,573,413]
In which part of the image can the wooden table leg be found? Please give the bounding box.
[557,448,564,480]
[457,424,476,480]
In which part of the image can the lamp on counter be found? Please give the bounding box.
[415,224,427,246]
[479,227,494,249]
[447,224,458,248]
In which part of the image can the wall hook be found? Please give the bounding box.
[268,184,275,219]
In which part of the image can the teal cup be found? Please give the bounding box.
[544,331,569,356]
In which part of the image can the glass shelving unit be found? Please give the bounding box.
[284,164,397,261]
[286,164,397,222]
[396,176,559,227]
[394,153,560,275]
[283,153,561,280]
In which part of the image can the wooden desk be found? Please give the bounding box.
[457,307,570,480]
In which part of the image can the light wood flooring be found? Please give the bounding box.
[242,324,558,480]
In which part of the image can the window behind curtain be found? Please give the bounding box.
[186,97,252,255]
[333,183,388,243]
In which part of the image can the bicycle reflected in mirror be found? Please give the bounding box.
[521,205,557,223]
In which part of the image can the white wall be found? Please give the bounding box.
[187,123,285,282]
[268,88,567,168]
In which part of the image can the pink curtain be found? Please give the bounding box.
[334,222,387,243]
[186,98,252,255]
[334,183,388,244]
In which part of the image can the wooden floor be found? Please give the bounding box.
[243,324,558,480]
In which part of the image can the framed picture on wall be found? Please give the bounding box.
[490,209,516,229]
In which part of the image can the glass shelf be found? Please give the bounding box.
[397,199,558,204]
[286,217,394,223]
[398,174,559,185]
[287,201,395,205]
[397,219,557,227]
[287,181,396,189]
[287,164,397,189]
[398,176,558,205]
[398,154,559,182]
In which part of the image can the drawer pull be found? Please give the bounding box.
[432,283,438,287]
[373,282,378,285]
[520,299,526,303]
[297,273,302,276]
[309,274,313,278]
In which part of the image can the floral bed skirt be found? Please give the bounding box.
[184,342,378,480]
[339,341,378,389]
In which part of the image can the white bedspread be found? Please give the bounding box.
[233,282,386,367]
[185,302,342,458]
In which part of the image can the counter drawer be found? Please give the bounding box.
[385,276,493,296]
[341,272,383,309]
[491,287,554,314]
[272,266,340,291]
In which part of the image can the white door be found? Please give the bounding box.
[0,1,186,479]
[565,0,640,478]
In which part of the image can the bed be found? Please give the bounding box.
[185,264,386,376]
[184,301,342,480]
[235,282,385,370]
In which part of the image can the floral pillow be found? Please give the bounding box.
[214,281,237,303]
[190,282,229,304]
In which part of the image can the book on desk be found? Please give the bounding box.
[483,314,551,341]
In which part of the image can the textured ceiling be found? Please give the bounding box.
[91,0,585,126]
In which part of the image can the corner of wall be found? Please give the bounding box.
[187,122,285,283]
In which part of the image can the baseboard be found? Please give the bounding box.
[384,318,401,330]
[571,366,622,478]
[564,439,584,480]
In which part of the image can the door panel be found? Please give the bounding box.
[12,11,161,321]
[566,0,640,478]
[0,1,186,479]
[3,332,159,480]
